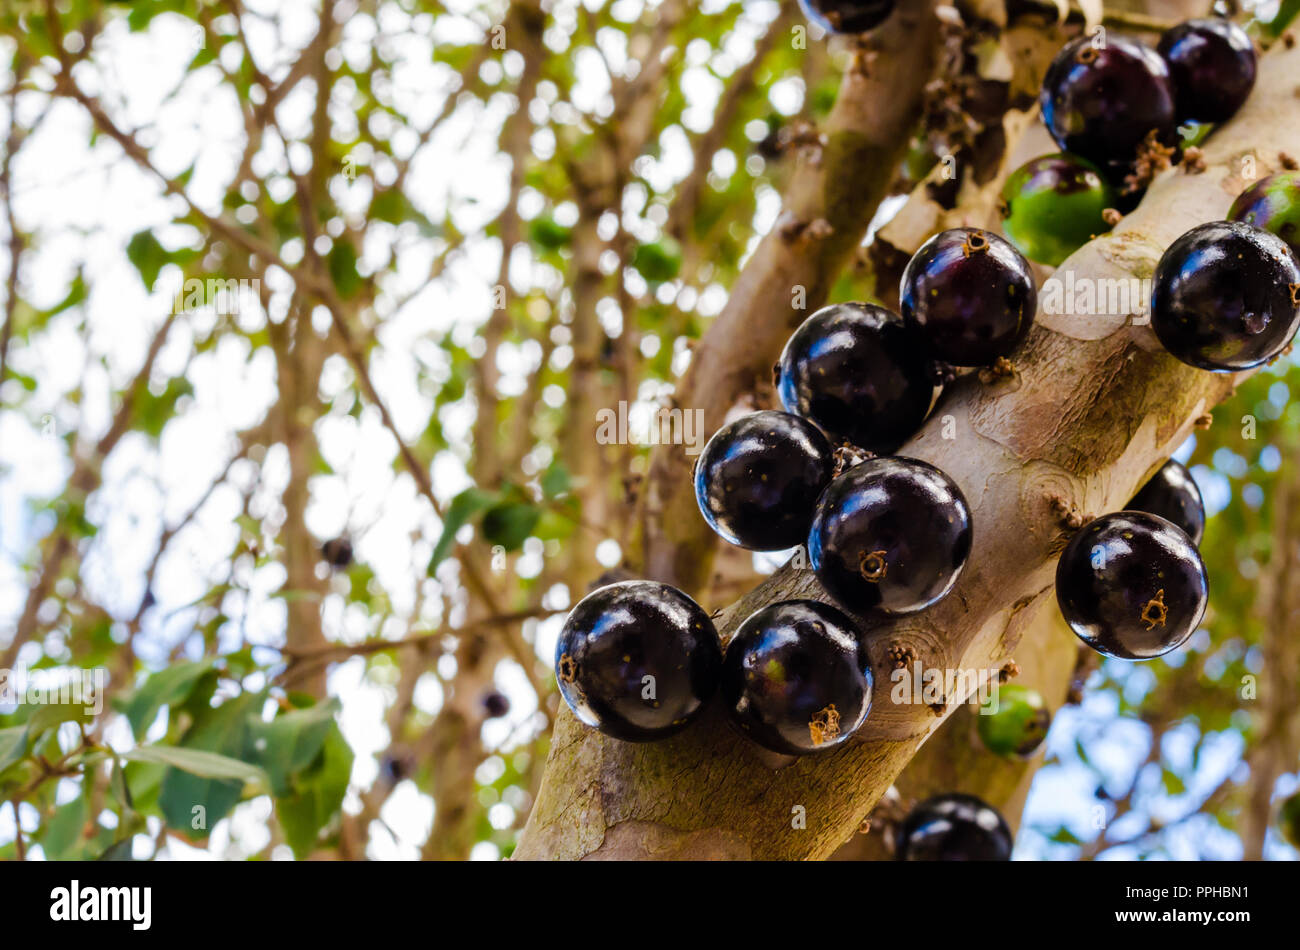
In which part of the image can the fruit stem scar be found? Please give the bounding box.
[1140,589,1168,630]
[833,442,871,477]
[809,704,841,746]
[557,653,579,684]
[962,231,989,257]
[978,356,1015,383]
[859,549,888,582]
[1076,45,1099,65]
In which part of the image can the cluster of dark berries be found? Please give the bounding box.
[1057,460,1209,660]
[665,219,1049,752]
[1132,40,1300,374]
[553,580,872,755]
[695,222,1035,589]
[1002,19,1256,266]
[552,579,1019,857]
[550,13,1268,852]
[1008,25,1299,661]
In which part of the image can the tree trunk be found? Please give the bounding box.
[513,38,1300,861]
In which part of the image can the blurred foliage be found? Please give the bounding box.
[0,0,833,859]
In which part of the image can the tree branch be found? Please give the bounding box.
[514,36,1300,861]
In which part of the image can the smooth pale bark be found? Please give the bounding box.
[514,38,1300,862]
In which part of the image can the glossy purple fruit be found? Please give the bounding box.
[897,794,1013,861]
[899,227,1038,366]
[1157,18,1256,124]
[721,599,872,755]
[808,456,972,616]
[1056,512,1208,660]
[1127,458,1205,545]
[555,581,721,741]
[1040,35,1177,183]
[1229,171,1300,260]
[797,0,896,34]
[694,410,834,551]
[777,303,936,454]
[1151,220,1300,371]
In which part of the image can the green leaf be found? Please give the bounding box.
[39,273,88,319]
[135,376,194,440]
[528,215,573,250]
[111,758,134,812]
[540,463,571,499]
[125,230,170,291]
[126,744,268,785]
[24,701,92,743]
[369,189,438,236]
[249,699,339,797]
[120,760,165,814]
[328,239,362,299]
[119,659,216,741]
[97,837,136,861]
[187,44,217,71]
[1161,768,1186,796]
[126,3,160,32]
[428,487,497,573]
[480,502,540,551]
[152,691,265,837]
[0,725,29,772]
[275,724,353,859]
[1048,826,1083,845]
[369,188,408,225]
[222,646,259,680]
[532,507,576,542]
[0,760,38,799]
[7,369,36,392]
[40,793,88,860]
[1262,0,1300,37]
[631,238,682,283]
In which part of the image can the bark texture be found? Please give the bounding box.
[829,605,1080,859]
[514,37,1300,862]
